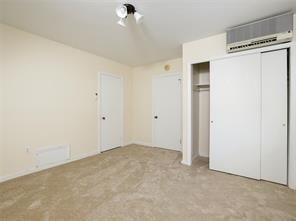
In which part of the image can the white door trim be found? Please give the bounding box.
[183,44,296,189]
[184,46,290,165]
[152,72,182,151]
[289,46,296,190]
[98,72,124,153]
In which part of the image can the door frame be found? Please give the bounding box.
[151,72,182,151]
[98,72,124,153]
[183,42,296,190]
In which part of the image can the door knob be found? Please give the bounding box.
[102,117,106,120]
[154,116,158,119]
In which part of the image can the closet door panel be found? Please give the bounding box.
[261,49,288,185]
[210,53,261,179]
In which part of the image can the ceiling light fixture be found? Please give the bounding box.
[116,5,128,19]
[134,11,144,24]
[116,3,144,27]
[117,18,127,27]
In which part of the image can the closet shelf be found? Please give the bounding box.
[194,84,210,88]
[193,84,210,92]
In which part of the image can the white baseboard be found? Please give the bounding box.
[0,150,100,183]
[129,142,182,151]
[0,167,37,184]
[192,153,199,161]
[71,150,99,162]
[132,141,153,147]
[123,142,133,146]
[181,160,192,166]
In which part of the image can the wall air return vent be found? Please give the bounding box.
[35,145,70,168]
[227,12,294,53]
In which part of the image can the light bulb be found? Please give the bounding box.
[116,5,127,19]
[117,18,126,27]
[134,12,144,24]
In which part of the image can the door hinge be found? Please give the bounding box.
[180,138,182,145]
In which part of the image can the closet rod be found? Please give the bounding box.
[193,88,210,92]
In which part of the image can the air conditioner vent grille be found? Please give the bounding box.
[227,12,293,53]
[229,37,278,52]
[227,12,293,44]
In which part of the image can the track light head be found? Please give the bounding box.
[117,18,126,27]
[116,5,128,18]
[134,12,144,24]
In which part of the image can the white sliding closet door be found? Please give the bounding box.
[210,53,261,179]
[261,49,288,185]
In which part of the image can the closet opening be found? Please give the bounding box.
[192,62,210,162]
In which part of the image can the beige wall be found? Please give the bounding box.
[182,14,296,164]
[0,23,182,179]
[0,26,4,176]
[132,58,182,145]
[0,24,133,177]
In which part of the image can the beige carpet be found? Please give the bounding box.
[0,145,296,221]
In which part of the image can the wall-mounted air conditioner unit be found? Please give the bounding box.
[227,12,294,53]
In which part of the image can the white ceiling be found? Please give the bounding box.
[1,0,296,66]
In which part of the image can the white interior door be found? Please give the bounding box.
[261,49,288,185]
[152,74,181,151]
[100,73,123,152]
[210,53,261,179]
